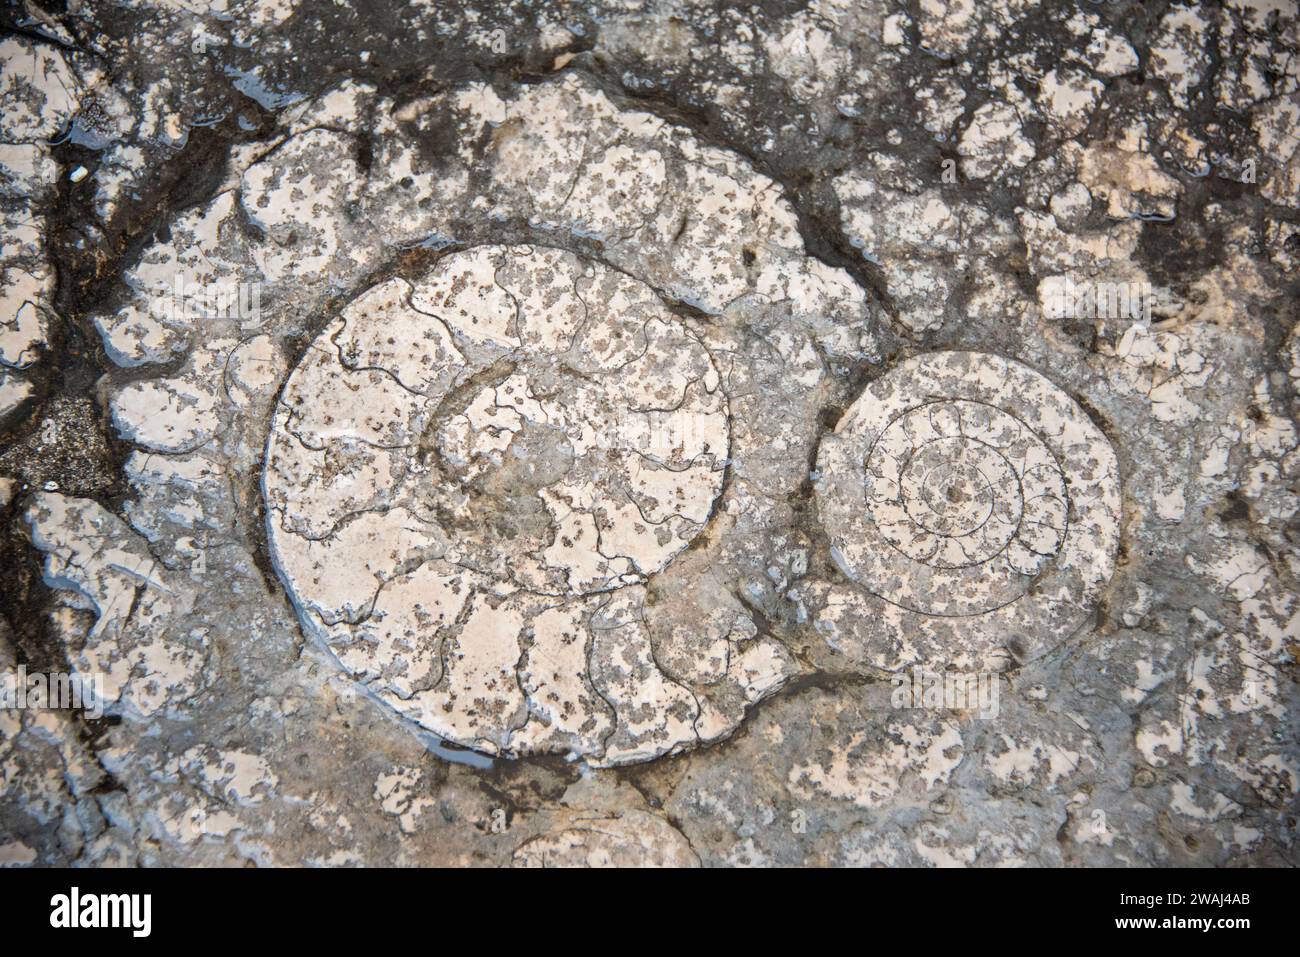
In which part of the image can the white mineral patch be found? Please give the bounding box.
[0,37,81,143]
[0,268,52,371]
[1078,130,1183,221]
[1149,4,1211,111]
[1078,30,1139,78]
[959,101,1035,180]
[22,493,208,720]
[0,368,33,420]
[0,35,83,412]
[512,809,700,867]
[789,717,964,809]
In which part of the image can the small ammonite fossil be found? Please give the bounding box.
[814,351,1121,671]
[263,244,763,764]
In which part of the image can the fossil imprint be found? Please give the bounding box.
[268,260,1122,762]
[251,82,1122,766]
[814,351,1121,671]
[265,245,763,765]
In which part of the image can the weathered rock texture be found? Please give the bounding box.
[0,0,1296,867]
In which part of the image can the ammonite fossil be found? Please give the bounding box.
[814,351,1121,670]
[264,245,742,764]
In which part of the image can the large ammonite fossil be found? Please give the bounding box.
[264,245,732,763]
[814,351,1121,670]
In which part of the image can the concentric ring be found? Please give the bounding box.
[262,245,732,761]
[814,351,1120,666]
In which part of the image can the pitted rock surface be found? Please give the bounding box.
[2,0,1298,869]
